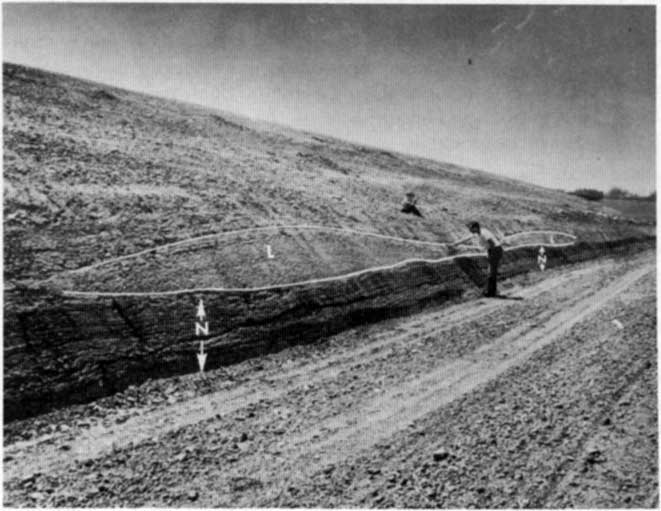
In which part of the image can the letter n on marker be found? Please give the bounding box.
[195,321,209,336]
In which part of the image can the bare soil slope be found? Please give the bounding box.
[3,62,652,287]
[3,62,655,420]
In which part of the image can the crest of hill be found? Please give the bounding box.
[3,62,650,286]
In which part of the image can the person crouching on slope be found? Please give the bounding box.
[449,222,504,297]
[401,192,423,217]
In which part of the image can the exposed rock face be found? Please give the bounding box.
[4,237,652,420]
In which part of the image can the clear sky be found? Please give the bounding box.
[3,4,656,194]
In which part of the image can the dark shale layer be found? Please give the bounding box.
[3,236,652,421]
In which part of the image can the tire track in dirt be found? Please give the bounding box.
[2,257,618,483]
[537,359,657,507]
[200,261,653,506]
[165,256,653,506]
[331,272,657,509]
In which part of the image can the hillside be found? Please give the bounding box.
[3,63,655,419]
[3,62,651,288]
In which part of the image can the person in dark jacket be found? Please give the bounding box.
[450,222,504,297]
[401,192,423,217]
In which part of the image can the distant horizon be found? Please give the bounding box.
[3,4,655,195]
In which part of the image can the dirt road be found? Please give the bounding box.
[4,250,657,507]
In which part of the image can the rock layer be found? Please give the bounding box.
[4,236,652,420]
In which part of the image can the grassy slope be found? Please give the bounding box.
[3,62,652,288]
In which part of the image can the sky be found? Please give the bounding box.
[3,4,656,195]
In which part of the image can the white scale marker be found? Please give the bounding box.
[195,299,208,373]
[537,246,547,271]
[266,244,275,259]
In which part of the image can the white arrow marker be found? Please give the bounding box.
[266,244,275,259]
[537,246,547,271]
[612,319,624,330]
[196,299,206,321]
[197,340,207,373]
[195,300,209,373]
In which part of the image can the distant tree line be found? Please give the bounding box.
[605,187,656,201]
[570,188,604,201]
[569,187,656,202]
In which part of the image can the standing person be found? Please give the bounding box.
[450,222,504,297]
